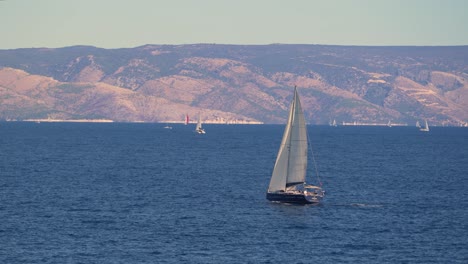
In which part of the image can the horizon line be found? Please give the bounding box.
[2,42,468,50]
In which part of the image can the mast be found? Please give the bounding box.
[284,89,296,185]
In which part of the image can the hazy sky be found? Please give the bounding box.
[1,0,467,49]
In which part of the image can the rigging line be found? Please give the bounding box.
[306,125,323,187]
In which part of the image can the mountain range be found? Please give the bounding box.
[1,44,467,125]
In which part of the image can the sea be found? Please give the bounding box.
[1,122,467,264]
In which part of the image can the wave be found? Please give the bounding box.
[350,203,383,208]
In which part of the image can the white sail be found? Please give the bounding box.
[196,116,202,130]
[420,120,429,132]
[268,87,308,192]
[195,114,205,133]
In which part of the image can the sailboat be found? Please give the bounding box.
[195,115,206,134]
[416,121,421,128]
[420,120,429,132]
[266,87,324,204]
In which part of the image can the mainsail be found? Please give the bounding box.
[195,114,205,134]
[420,120,430,132]
[268,87,308,192]
[196,116,202,131]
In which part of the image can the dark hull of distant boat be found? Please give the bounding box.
[266,192,320,204]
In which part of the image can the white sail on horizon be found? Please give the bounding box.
[420,120,429,132]
[196,115,203,130]
[195,114,205,134]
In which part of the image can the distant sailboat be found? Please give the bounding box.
[164,123,172,129]
[266,87,324,204]
[195,114,206,134]
[420,120,429,132]
[184,114,189,125]
[416,121,421,128]
[331,119,337,127]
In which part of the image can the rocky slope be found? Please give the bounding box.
[1,44,467,125]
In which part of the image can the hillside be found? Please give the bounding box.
[1,44,467,125]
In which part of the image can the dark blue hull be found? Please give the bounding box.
[266,192,319,204]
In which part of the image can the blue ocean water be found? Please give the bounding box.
[1,122,467,263]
